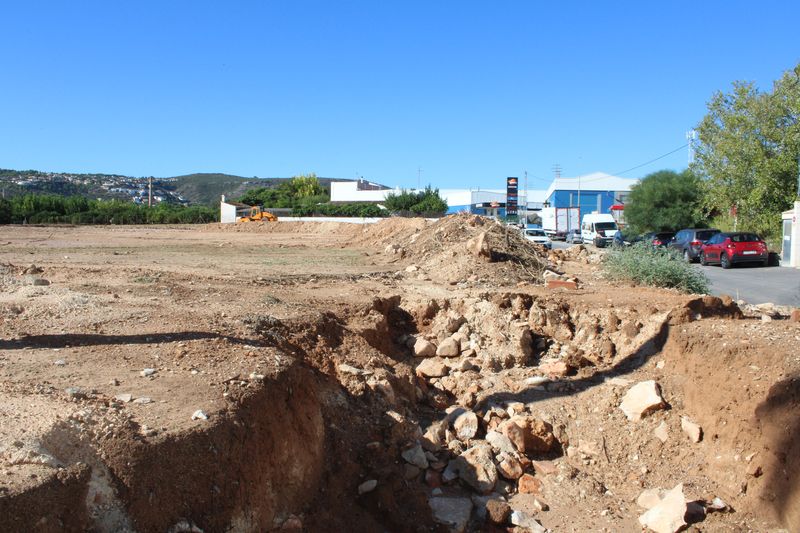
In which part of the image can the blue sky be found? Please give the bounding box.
[1,1,798,190]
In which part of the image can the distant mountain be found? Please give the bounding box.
[0,168,353,206]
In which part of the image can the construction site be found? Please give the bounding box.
[0,215,797,532]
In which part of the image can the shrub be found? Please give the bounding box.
[603,242,709,294]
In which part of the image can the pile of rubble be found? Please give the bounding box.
[380,214,549,285]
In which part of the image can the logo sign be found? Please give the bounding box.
[506,177,519,217]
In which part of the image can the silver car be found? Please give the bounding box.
[523,228,553,249]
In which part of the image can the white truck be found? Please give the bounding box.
[580,212,618,248]
[540,207,580,240]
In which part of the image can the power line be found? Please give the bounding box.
[611,144,689,177]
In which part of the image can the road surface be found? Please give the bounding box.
[554,241,800,307]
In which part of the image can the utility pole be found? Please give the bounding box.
[148,177,153,207]
[417,167,422,190]
[523,170,528,226]
[686,130,697,165]
[552,164,562,180]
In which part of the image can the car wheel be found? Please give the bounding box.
[720,253,731,269]
[760,259,768,267]
[700,252,707,266]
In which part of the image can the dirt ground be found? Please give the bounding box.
[0,217,798,533]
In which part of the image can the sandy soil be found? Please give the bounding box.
[0,218,798,532]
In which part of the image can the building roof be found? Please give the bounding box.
[545,172,639,198]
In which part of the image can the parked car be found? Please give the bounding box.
[668,228,721,262]
[641,231,676,247]
[565,229,582,244]
[580,213,618,248]
[700,232,768,268]
[523,228,553,249]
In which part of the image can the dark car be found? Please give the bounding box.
[668,228,721,262]
[700,232,768,268]
[641,232,675,247]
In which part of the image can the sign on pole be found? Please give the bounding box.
[506,177,519,218]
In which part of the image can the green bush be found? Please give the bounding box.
[603,242,710,294]
[384,186,447,216]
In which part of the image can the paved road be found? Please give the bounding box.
[551,240,800,306]
[698,263,800,306]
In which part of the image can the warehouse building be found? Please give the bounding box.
[543,172,638,225]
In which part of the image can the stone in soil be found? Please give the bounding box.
[517,473,543,495]
[680,416,702,443]
[455,444,498,494]
[485,499,511,524]
[653,421,669,443]
[619,380,666,421]
[453,410,479,440]
[416,359,448,378]
[638,484,687,533]
[401,444,429,469]
[414,337,437,357]
[510,510,545,532]
[436,337,461,357]
[429,496,473,533]
[358,479,377,495]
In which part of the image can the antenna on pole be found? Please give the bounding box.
[148,177,153,207]
[552,164,562,180]
[686,130,697,165]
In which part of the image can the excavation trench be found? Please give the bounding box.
[2,291,789,532]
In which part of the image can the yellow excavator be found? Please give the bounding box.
[237,206,278,223]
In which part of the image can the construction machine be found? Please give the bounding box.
[237,206,278,223]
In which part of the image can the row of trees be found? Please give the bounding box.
[0,194,217,225]
[626,62,799,240]
[238,174,449,217]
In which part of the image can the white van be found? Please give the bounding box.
[581,213,618,248]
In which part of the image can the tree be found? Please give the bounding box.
[625,170,705,233]
[384,186,448,216]
[693,63,800,238]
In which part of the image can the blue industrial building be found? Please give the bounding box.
[543,172,638,223]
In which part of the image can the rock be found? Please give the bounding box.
[545,278,578,290]
[485,430,517,455]
[637,488,667,510]
[404,464,421,480]
[680,417,703,443]
[436,337,461,357]
[453,410,479,441]
[422,421,446,451]
[416,359,449,378]
[358,479,378,495]
[509,510,545,532]
[486,499,511,524]
[64,387,86,400]
[114,393,133,403]
[133,397,152,404]
[517,473,543,495]
[280,515,302,530]
[53,359,66,367]
[620,380,666,421]
[140,368,157,377]
[414,338,437,357]
[466,231,491,260]
[455,444,498,494]
[651,421,668,443]
[496,454,524,480]
[790,309,800,323]
[538,360,570,377]
[425,469,442,487]
[405,264,419,273]
[638,484,687,533]
[761,314,772,323]
[401,444,429,469]
[498,419,526,452]
[191,410,208,421]
[442,460,459,483]
[531,460,558,476]
[24,276,50,286]
[23,264,43,274]
[337,363,372,376]
[429,497,473,532]
[708,496,730,512]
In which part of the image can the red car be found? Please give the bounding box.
[699,232,768,268]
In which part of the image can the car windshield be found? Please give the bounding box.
[594,222,617,231]
[696,230,718,241]
[730,233,761,243]
[526,230,545,237]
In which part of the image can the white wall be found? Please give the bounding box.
[330,182,398,202]
[220,197,238,224]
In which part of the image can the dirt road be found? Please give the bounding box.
[1,219,798,532]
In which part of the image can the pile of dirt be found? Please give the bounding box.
[370,214,549,285]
